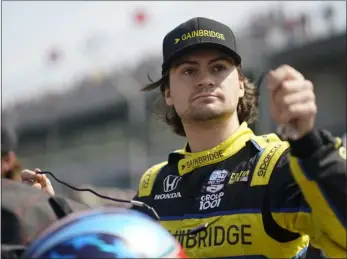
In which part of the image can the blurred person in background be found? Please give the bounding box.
[1,123,22,181]
[323,4,335,35]
[1,177,90,258]
[299,13,310,41]
[342,132,346,146]
[21,17,346,258]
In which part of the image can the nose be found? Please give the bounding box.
[196,73,215,88]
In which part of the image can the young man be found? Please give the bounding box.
[131,17,346,258]
[22,17,346,258]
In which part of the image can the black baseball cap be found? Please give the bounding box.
[161,17,242,74]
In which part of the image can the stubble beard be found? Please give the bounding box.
[181,104,235,124]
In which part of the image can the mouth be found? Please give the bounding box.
[191,94,219,101]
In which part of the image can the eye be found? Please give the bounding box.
[182,67,197,75]
[212,64,226,72]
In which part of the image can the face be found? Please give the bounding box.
[165,48,244,123]
[1,151,20,180]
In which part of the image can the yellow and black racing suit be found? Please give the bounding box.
[132,122,346,258]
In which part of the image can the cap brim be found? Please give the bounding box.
[162,42,242,74]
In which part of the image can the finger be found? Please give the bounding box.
[41,174,55,195]
[40,174,51,188]
[45,178,55,195]
[271,79,313,108]
[272,65,305,81]
[34,168,41,173]
[268,65,305,91]
[34,168,44,181]
[40,174,47,187]
[275,89,315,111]
[32,183,42,190]
[21,169,42,181]
[280,102,317,123]
[23,179,36,186]
[276,79,313,96]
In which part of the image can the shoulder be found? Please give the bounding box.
[251,132,290,151]
[249,133,291,187]
[138,161,168,197]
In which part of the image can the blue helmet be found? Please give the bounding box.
[21,207,186,258]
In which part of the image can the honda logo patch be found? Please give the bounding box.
[163,175,181,193]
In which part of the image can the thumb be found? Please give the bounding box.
[34,168,43,181]
[41,174,55,195]
[267,70,279,92]
[41,174,49,188]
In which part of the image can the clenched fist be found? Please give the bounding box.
[21,168,55,196]
[267,65,317,140]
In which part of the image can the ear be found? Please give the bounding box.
[239,79,245,98]
[164,87,173,106]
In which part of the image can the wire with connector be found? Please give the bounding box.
[37,171,160,220]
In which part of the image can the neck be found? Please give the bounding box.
[183,113,241,153]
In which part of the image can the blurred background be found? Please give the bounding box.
[2,1,346,207]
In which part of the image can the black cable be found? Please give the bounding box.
[37,171,221,234]
[188,215,222,235]
[255,70,268,90]
[37,171,160,220]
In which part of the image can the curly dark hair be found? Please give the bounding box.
[142,66,259,137]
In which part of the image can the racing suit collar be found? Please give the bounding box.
[173,122,255,175]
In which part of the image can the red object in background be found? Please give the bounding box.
[177,247,188,258]
[133,8,149,25]
[284,18,299,31]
